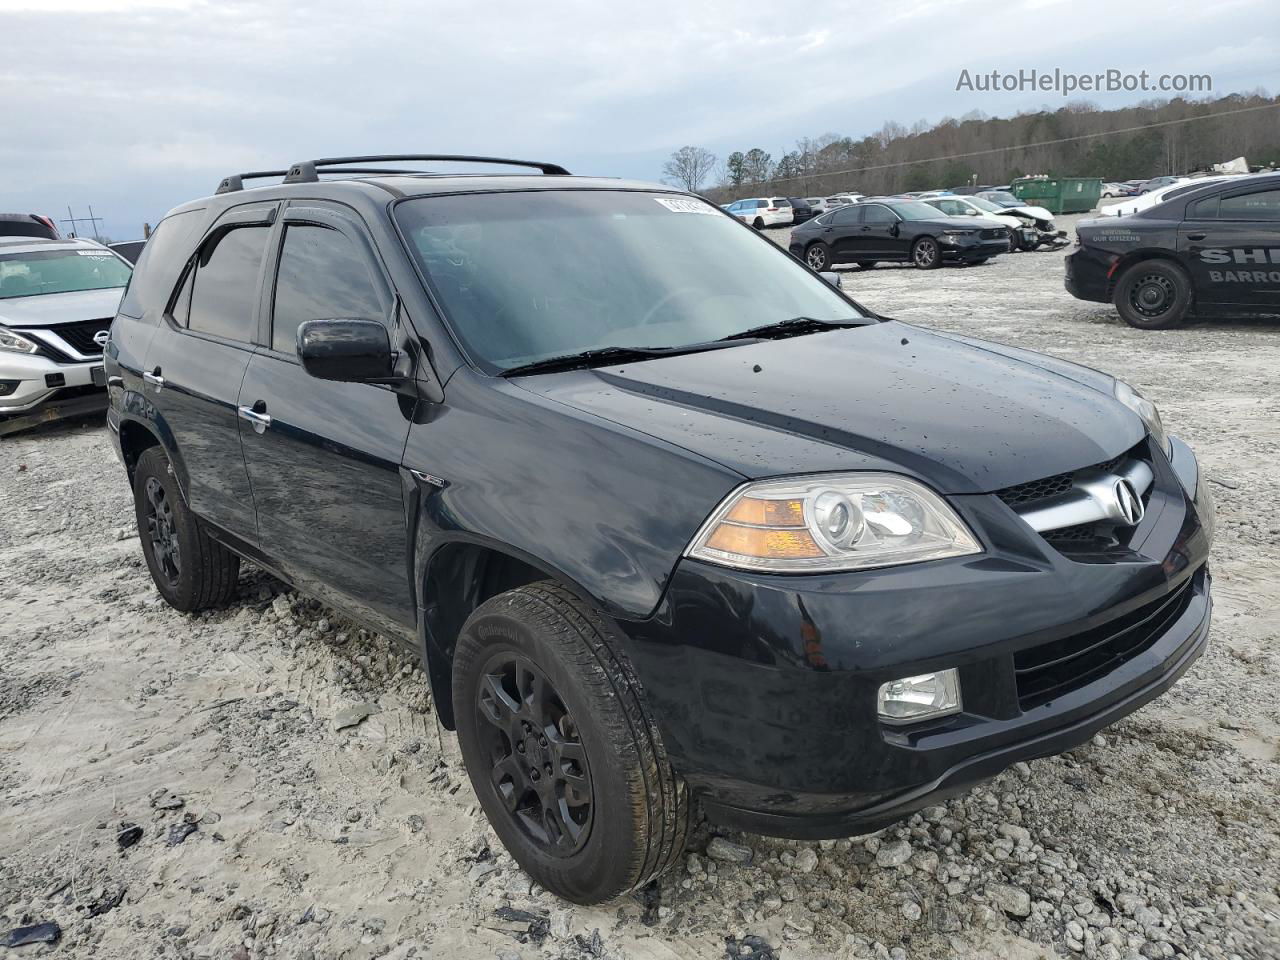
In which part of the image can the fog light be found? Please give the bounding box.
[877,669,962,724]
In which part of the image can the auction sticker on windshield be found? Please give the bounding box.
[654,197,718,215]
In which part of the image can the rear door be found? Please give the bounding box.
[141,202,275,544]
[1179,185,1280,310]
[823,205,863,263]
[237,201,416,634]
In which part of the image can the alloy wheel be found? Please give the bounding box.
[913,240,938,267]
[475,654,593,856]
[806,246,827,270]
[143,476,181,585]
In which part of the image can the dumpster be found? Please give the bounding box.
[1010,176,1103,214]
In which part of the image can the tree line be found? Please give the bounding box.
[659,91,1280,201]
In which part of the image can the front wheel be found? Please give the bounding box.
[805,242,831,271]
[1113,260,1191,329]
[453,582,691,904]
[133,447,240,611]
[912,237,941,269]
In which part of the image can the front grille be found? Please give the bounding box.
[980,228,1005,240]
[1014,577,1196,710]
[995,450,1131,510]
[49,317,112,356]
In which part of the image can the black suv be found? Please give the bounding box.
[106,154,1214,905]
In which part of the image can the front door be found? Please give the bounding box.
[857,203,903,258]
[141,203,276,545]
[237,202,416,634]
[1179,185,1280,310]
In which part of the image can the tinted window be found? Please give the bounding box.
[271,225,384,354]
[169,265,194,326]
[1219,189,1280,221]
[117,209,206,319]
[829,206,861,226]
[861,204,896,224]
[775,200,791,207]
[188,226,269,342]
[1188,196,1219,219]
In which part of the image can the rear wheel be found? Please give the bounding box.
[133,447,240,611]
[912,237,941,269]
[805,242,831,271]
[1113,260,1191,330]
[453,581,690,904]
[752,217,764,230]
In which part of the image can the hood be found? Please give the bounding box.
[1005,204,1053,223]
[0,287,125,327]
[516,321,1144,494]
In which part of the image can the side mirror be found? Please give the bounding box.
[967,209,980,216]
[820,271,841,289]
[297,318,398,383]
[890,222,901,237]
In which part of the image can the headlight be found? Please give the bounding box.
[1114,380,1171,457]
[0,326,40,355]
[686,473,982,573]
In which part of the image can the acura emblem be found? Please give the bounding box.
[1114,479,1144,526]
[93,329,110,347]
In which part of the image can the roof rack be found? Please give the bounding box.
[215,170,290,195]
[281,154,571,184]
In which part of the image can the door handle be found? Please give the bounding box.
[143,368,165,390]
[237,403,272,434]
[1186,232,1207,241]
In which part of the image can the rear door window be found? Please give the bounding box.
[1218,188,1280,221]
[270,225,385,354]
[188,226,270,342]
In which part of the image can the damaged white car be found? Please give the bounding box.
[972,192,1069,249]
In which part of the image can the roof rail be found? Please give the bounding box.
[215,170,290,195]
[281,154,571,184]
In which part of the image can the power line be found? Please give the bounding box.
[751,100,1280,187]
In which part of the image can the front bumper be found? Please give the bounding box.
[621,439,1213,838]
[0,349,104,413]
[942,237,1010,261]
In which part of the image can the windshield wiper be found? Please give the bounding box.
[500,343,726,377]
[717,316,866,343]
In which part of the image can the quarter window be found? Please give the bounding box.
[861,205,895,224]
[187,226,270,342]
[829,206,861,226]
[271,225,384,355]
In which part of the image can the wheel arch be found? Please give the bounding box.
[1106,249,1192,301]
[118,417,164,486]
[416,536,608,730]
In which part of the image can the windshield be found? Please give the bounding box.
[0,248,132,299]
[395,191,866,373]
[884,200,948,220]
[981,192,1020,206]
[967,196,1005,214]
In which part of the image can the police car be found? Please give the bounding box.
[1065,172,1280,329]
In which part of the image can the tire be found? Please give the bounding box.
[856,261,877,270]
[752,217,764,230]
[133,447,240,611]
[911,236,941,269]
[453,581,690,904]
[1113,260,1191,330]
[805,242,831,271]
[1007,228,1023,252]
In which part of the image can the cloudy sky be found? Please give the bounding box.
[2,0,1276,240]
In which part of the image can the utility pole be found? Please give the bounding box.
[61,205,105,241]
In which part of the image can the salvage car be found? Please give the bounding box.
[1067,172,1280,328]
[0,213,60,240]
[724,197,793,229]
[923,194,1034,250]
[1,236,131,434]
[790,197,1010,270]
[107,154,1214,905]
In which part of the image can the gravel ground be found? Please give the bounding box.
[1,215,1278,960]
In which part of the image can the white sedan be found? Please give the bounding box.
[1097,176,1235,217]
